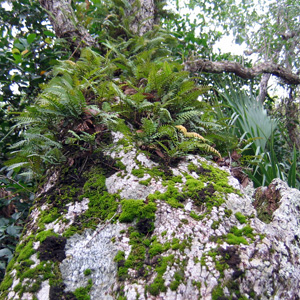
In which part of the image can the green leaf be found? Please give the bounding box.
[45,37,52,44]
[43,30,55,37]
[27,33,37,44]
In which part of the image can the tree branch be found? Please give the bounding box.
[184,59,300,85]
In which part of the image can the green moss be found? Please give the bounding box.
[171,238,190,252]
[131,168,145,178]
[212,285,224,300]
[224,208,232,217]
[115,160,126,170]
[146,167,165,179]
[152,184,184,208]
[189,211,204,221]
[230,225,254,239]
[235,212,247,224]
[114,251,125,263]
[226,233,248,245]
[161,230,167,237]
[180,218,189,224]
[16,240,35,262]
[119,199,156,223]
[170,175,183,183]
[211,220,220,230]
[170,270,184,291]
[139,178,151,186]
[148,276,166,296]
[63,225,78,238]
[0,274,13,291]
[84,269,92,276]
[36,230,58,242]
[155,255,174,276]
[14,282,22,292]
[149,241,164,258]
[170,280,180,291]
[74,278,92,300]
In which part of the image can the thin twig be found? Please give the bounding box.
[68,40,83,60]
[0,175,34,194]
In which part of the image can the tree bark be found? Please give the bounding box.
[258,73,271,104]
[285,89,300,150]
[127,0,157,35]
[39,0,96,47]
[185,59,300,85]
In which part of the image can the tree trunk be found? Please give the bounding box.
[1,2,300,300]
[39,0,96,47]
[285,88,300,150]
[128,0,157,35]
[1,144,300,300]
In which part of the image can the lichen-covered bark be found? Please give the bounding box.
[39,0,96,47]
[127,0,157,35]
[1,133,300,300]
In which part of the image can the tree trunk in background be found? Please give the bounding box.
[128,0,157,35]
[39,0,96,47]
[285,89,300,150]
[258,74,271,104]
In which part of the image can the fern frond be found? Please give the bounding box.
[175,125,205,141]
[195,143,221,158]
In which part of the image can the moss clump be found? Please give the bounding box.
[74,278,92,300]
[148,240,164,258]
[16,240,35,262]
[39,207,60,224]
[189,211,204,221]
[79,170,119,229]
[36,230,58,242]
[148,184,184,209]
[211,220,221,230]
[119,199,156,224]
[226,234,248,245]
[224,225,255,245]
[230,225,254,239]
[148,276,167,296]
[0,274,13,291]
[170,270,184,291]
[235,212,247,224]
[139,178,151,186]
[211,285,224,300]
[63,225,78,238]
[131,168,145,178]
[84,269,92,276]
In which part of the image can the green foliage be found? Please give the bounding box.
[218,85,300,188]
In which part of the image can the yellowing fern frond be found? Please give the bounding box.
[175,125,205,141]
[175,125,221,157]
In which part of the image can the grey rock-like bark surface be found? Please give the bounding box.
[2,140,300,300]
[39,0,96,47]
[128,0,157,35]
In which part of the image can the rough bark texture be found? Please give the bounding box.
[39,0,96,47]
[285,90,300,150]
[258,73,271,104]
[1,132,300,300]
[185,59,300,85]
[127,0,157,35]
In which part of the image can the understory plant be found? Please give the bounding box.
[219,85,299,188]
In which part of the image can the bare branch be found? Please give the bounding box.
[184,59,300,85]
